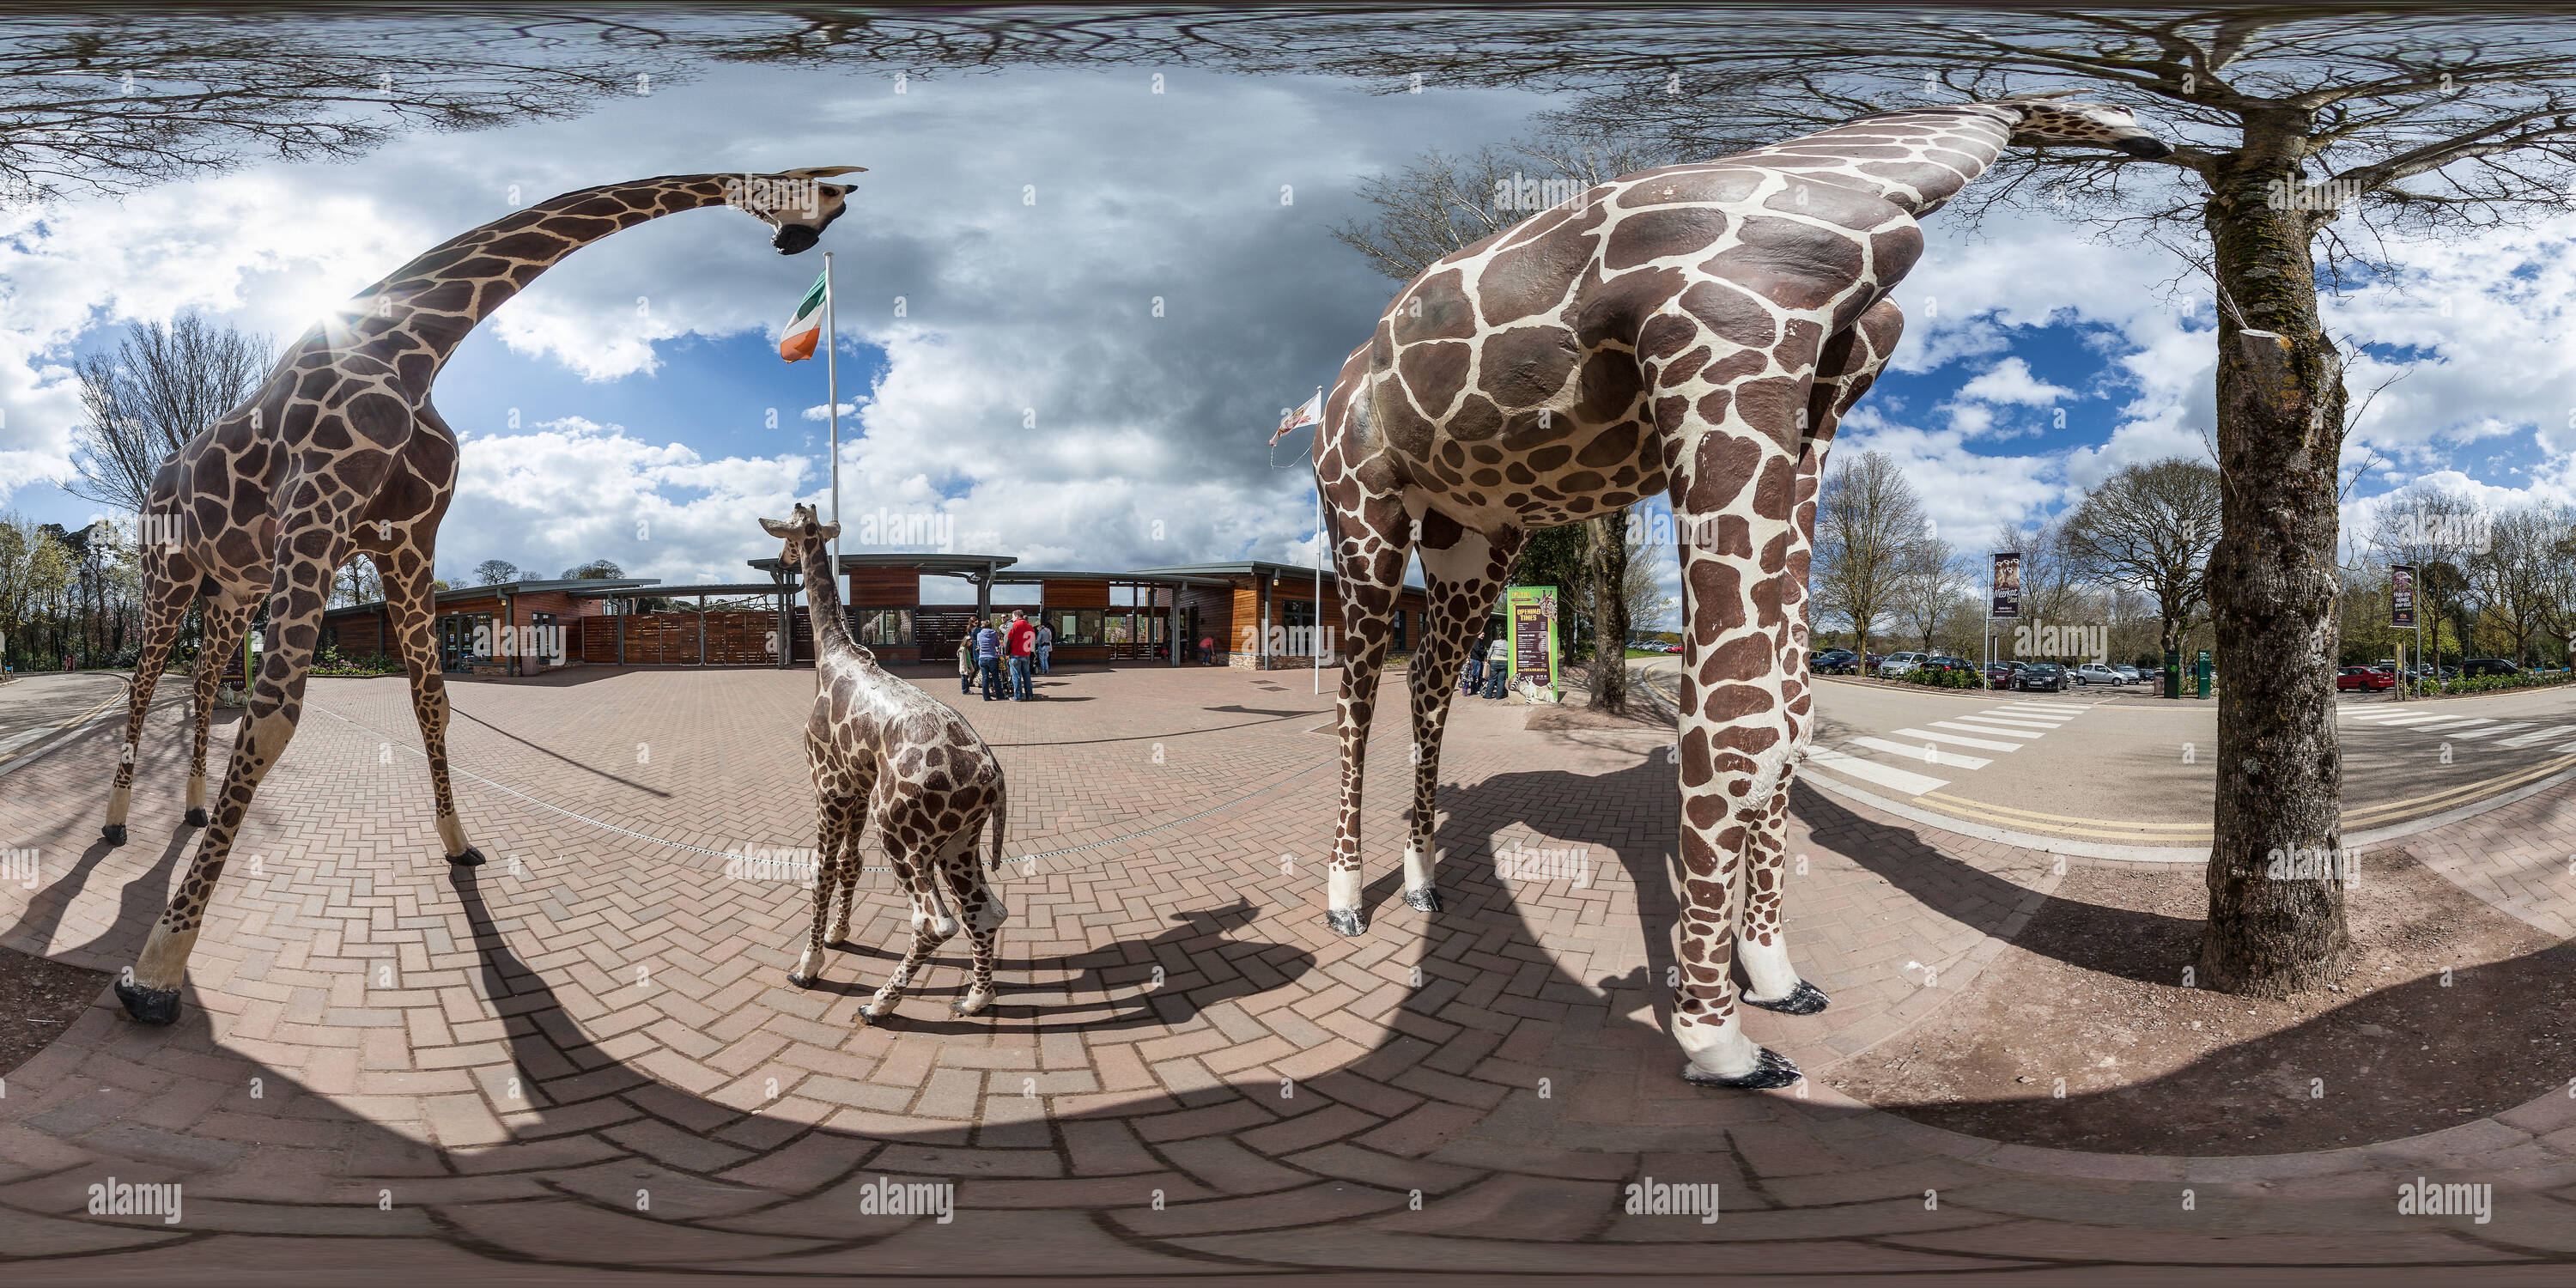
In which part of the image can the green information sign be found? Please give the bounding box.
[1505,586,1561,697]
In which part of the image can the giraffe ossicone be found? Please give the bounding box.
[1313,96,2170,1089]
[763,504,1012,1024]
[106,169,860,1027]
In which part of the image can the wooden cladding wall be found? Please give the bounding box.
[1040,579,1112,610]
[572,608,814,665]
[847,568,921,608]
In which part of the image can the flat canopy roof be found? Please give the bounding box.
[321,577,659,617]
[568,583,791,598]
[995,568,1238,588]
[746,553,1016,578]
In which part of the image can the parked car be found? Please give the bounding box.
[2112,665,2142,683]
[2016,662,2073,692]
[2337,666,2395,691]
[1876,651,1925,677]
[1812,648,1858,674]
[2071,663,2125,687]
[2461,658,2522,678]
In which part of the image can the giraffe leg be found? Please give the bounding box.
[119,518,349,1024]
[183,596,256,831]
[380,550,483,866]
[863,839,956,1022]
[1644,295,1825,1090]
[940,827,1008,1018]
[1377,514,1524,931]
[1320,460,1410,935]
[1740,299,1900,1015]
[101,544,197,846]
[790,792,853,987]
[828,798,866,946]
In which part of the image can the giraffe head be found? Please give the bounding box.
[760,503,842,568]
[729,166,865,254]
[1988,92,2173,159]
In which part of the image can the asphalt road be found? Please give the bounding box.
[1631,658,2576,848]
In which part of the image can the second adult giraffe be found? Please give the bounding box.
[106,167,861,1026]
[1315,95,2172,1088]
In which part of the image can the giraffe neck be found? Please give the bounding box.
[799,539,864,659]
[338,174,742,393]
[1731,105,2014,216]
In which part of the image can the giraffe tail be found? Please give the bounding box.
[985,774,1010,875]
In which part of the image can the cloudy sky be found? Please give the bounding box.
[3,47,2571,620]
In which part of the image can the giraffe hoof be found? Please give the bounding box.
[787,969,817,988]
[1680,1048,1801,1091]
[1322,908,1368,938]
[446,848,487,867]
[951,991,994,1018]
[101,824,128,847]
[183,808,209,829]
[1742,981,1831,1016]
[1401,885,1442,914]
[114,979,182,1026]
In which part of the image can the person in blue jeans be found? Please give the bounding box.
[975,619,1005,701]
[1035,622,1054,675]
[1482,635,1510,698]
[1462,642,1486,696]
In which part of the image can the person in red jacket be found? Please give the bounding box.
[1005,610,1038,700]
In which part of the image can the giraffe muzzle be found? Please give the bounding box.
[2116,137,2174,160]
[773,224,823,254]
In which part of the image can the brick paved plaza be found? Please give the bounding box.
[3,663,2575,1281]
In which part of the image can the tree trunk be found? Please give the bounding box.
[1587,508,1629,714]
[2197,119,2353,997]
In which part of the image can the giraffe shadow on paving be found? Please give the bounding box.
[805,898,1316,1036]
[1792,780,2198,984]
[448,707,672,799]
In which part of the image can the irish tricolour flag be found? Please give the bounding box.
[778,270,827,361]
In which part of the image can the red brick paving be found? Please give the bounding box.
[1,661,2573,1277]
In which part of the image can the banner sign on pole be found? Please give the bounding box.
[1990,552,2022,620]
[2391,562,2416,628]
[1506,586,1560,696]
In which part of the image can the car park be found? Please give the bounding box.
[2337,666,2394,691]
[2072,663,2125,686]
[1876,651,1924,677]
[2016,662,2073,692]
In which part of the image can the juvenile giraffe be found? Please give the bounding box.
[766,504,1011,1020]
[1315,94,2172,1087]
[107,167,863,1026]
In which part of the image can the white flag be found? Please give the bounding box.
[1273,388,1324,445]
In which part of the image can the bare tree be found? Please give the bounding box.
[330,556,383,610]
[1893,537,1970,657]
[0,14,669,204]
[473,559,522,586]
[1990,517,2082,639]
[69,315,274,515]
[2061,459,2222,671]
[1815,451,1923,660]
[2468,504,2556,666]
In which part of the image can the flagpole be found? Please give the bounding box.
[1311,386,1323,696]
[824,252,841,591]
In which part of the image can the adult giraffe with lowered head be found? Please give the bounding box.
[106,167,861,1026]
[1315,94,2171,1088]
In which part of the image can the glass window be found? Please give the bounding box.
[1076,609,1103,644]
[857,609,914,647]
[1281,598,1316,629]
[1390,609,1408,651]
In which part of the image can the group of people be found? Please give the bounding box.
[957,610,1054,702]
[1461,633,1511,700]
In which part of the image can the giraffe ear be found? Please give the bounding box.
[778,166,866,179]
[816,522,842,540]
[760,518,798,538]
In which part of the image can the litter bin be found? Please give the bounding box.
[2163,648,2181,700]
[2195,649,2212,700]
